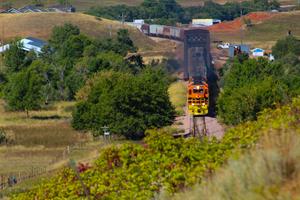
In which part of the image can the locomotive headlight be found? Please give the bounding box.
[192,103,195,106]
[202,103,205,106]
[197,86,200,89]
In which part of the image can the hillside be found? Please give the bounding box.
[0,12,158,51]
[1,0,298,10]
[171,98,300,200]
[211,11,300,49]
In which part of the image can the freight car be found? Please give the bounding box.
[140,24,211,116]
[141,24,183,40]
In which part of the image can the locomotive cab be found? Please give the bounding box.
[187,81,209,116]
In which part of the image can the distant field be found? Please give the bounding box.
[0,0,298,11]
[211,11,300,49]
[0,100,123,176]
[0,12,158,51]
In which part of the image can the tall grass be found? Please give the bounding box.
[170,129,300,200]
[168,81,187,116]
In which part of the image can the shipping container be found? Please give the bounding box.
[150,24,164,35]
[141,24,150,34]
[170,27,181,39]
[163,26,171,37]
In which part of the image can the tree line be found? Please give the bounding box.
[87,0,280,25]
[217,35,300,125]
[0,23,175,138]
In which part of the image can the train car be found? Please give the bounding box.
[163,26,171,37]
[187,80,209,116]
[141,24,150,35]
[149,24,164,36]
[170,27,182,40]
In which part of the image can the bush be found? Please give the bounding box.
[0,129,7,144]
[272,35,300,59]
[72,68,175,139]
[217,56,299,125]
[12,97,300,200]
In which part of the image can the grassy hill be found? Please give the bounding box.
[0,12,158,51]
[1,0,298,11]
[171,98,300,200]
[211,11,300,49]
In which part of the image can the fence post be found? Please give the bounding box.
[67,146,70,154]
[18,171,21,183]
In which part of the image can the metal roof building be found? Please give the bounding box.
[0,37,47,54]
[20,37,47,53]
[229,44,250,58]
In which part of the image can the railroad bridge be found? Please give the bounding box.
[140,24,212,81]
[182,28,212,81]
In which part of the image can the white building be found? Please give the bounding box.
[0,44,10,53]
[251,48,265,57]
[192,19,221,27]
[0,37,47,54]
[20,37,47,54]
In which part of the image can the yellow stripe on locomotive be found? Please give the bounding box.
[187,82,209,116]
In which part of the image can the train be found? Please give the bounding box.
[141,24,210,116]
[187,80,209,116]
[141,24,184,40]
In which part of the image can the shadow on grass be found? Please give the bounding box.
[31,115,62,120]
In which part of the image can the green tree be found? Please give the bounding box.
[217,54,300,125]
[49,23,80,50]
[60,34,91,59]
[3,40,27,73]
[272,35,300,59]
[4,63,45,117]
[116,29,137,56]
[56,0,70,6]
[72,68,175,139]
[31,0,44,6]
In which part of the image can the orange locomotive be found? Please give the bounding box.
[187,80,209,116]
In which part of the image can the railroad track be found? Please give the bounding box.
[192,116,207,139]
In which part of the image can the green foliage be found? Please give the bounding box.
[72,68,175,139]
[0,129,7,144]
[3,40,27,73]
[172,99,300,200]
[4,23,141,102]
[12,98,300,200]
[217,55,300,125]
[87,0,279,25]
[88,0,185,25]
[49,23,80,50]
[4,62,45,115]
[272,35,300,59]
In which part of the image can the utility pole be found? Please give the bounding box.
[107,25,112,38]
[120,12,127,26]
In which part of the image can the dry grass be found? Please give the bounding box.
[212,11,300,49]
[0,12,158,51]
[168,81,186,116]
[168,128,300,200]
[0,100,88,174]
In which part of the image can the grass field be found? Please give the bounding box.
[212,11,300,49]
[0,101,83,174]
[0,80,183,195]
[0,12,158,51]
[0,0,298,11]
[0,99,126,177]
[168,81,186,116]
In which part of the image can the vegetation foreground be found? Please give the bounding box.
[11,97,300,199]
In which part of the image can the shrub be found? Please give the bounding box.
[0,129,7,144]
[72,68,175,139]
[12,98,300,200]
